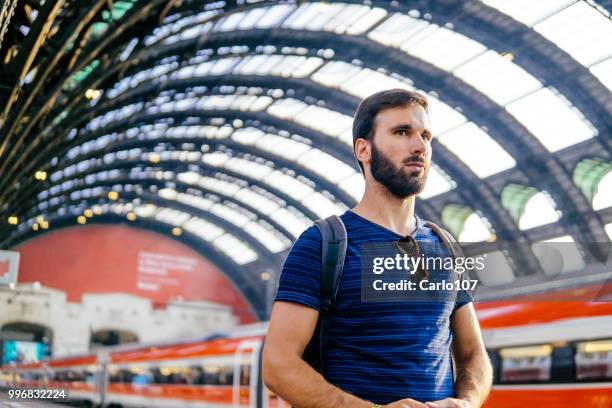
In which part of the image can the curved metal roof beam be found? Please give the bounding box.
[24,172,297,242]
[72,27,610,246]
[13,156,321,232]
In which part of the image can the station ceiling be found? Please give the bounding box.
[1,0,610,318]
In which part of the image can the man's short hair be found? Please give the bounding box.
[352,88,429,172]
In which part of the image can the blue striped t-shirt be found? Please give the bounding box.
[274,210,472,404]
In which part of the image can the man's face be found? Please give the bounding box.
[367,104,432,199]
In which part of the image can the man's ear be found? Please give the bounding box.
[354,138,371,166]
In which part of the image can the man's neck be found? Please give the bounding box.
[351,182,417,237]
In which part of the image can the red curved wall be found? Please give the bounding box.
[13,225,256,323]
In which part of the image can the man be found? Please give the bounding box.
[263,89,492,408]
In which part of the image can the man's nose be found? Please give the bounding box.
[409,135,427,156]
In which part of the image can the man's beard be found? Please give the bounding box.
[370,141,428,199]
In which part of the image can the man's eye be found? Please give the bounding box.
[396,129,408,136]
[421,132,432,141]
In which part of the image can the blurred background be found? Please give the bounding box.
[0,1,610,406]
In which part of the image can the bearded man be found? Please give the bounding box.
[263,89,492,408]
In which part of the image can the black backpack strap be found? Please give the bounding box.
[311,214,347,373]
[425,221,464,259]
[315,215,348,314]
[425,221,465,383]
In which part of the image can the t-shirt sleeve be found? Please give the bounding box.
[452,270,474,314]
[274,225,322,311]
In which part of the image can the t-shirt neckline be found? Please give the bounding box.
[346,210,423,238]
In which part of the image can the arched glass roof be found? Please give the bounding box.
[1,0,610,318]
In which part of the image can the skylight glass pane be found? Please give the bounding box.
[232,127,265,145]
[254,134,312,160]
[202,152,231,167]
[234,55,268,75]
[178,171,200,185]
[533,235,585,274]
[238,7,267,29]
[437,123,516,178]
[198,176,242,196]
[271,208,311,237]
[269,56,305,77]
[235,188,280,215]
[427,94,467,135]
[481,0,574,26]
[589,57,612,91]
[184,217,224,241]
[267,98,308,119]
[177,193,215,212]
[340,68,415,100]
[214,233,258,264]
[256,4,296,29]
[159,188,177,200]
[294,105,353,141]
[209,58,239,75]
[254,55,284,75]
[155,208,190,226]
[264,170,313,200]
[302,193,345,218]
[307,3,347,31]
[418,164,456,199]
[406,27,487,71]
[216,11,247,31]
[338,173,365,202]
[297,150,356,183]
[454,50,542,105]
[244,222,289,253]
[324,4,386,35]
[194,61,213,76]
[459,213,492,242]
[368,13,429,47]
[533,1,612,66]
[290,57,324,78]
[476,250,515,286]
[211,203,251,226]
[506,87,595,152]
[242,95,273,111]
[593,171,612,210]
[134,204,157,218]
[605,223,612,241]
[519,192,560,230]
[283,3,339,30]
[179,24,209,41]
[311,61,362,87]
[225,157,273,180]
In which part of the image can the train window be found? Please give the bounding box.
[129,366,153,385]
[66,369,86,382]
[575,339,612,380]
[218,365,233,385]
[201,364,234,385]
[0,370,13,385]
[240,364,251,386]
[186,366,204,385]
[107,367,135,384]
[17,371,43,381]
[500,344,552,383]
[149,366,194,384]
[108,366,120,383]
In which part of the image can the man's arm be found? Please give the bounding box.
[262,301,371,408]
[426,304,492,408]
[263,301,426,408]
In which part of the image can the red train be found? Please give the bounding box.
[2,301,611,407]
